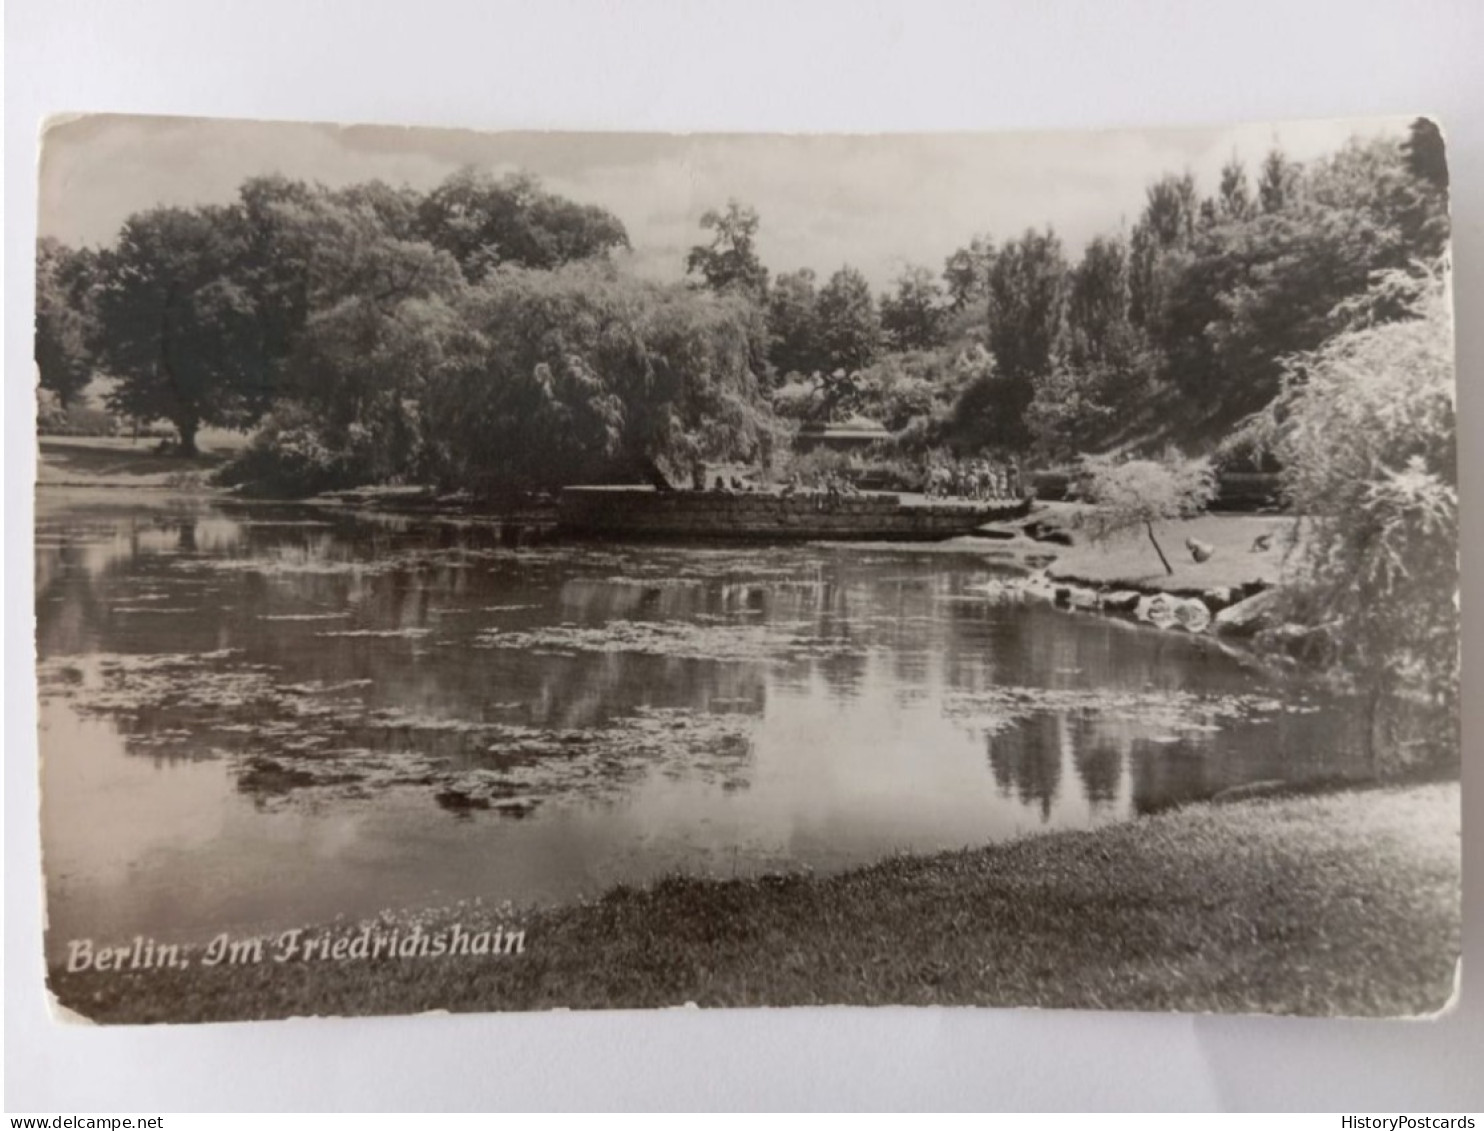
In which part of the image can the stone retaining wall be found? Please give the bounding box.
[558,487,1029,541]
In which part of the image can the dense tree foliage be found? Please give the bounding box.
[767,268,825,379]
[35,238,96,408]
[879,265,947,352]
[427,265,772,492]
[949,228,1067,450]
[417,168,630,282]
[815,266,880,372]
[1015,128,1447,460]
[1245,264,1456,767]
[686,200,769,300]
[1030,233,1150,455]
[52,170,643,466]
[92,205,265,454]
[38,122,1449,510]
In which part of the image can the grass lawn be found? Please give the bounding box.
[1047,514,1299,592]
[49,780,1460,1024]
[36,434,247,489]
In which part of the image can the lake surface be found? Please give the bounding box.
[36,492,1366,955]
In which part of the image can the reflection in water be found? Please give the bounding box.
[36,494,1368,955]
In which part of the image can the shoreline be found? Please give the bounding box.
[35,436,1306,648]
[47,778,1461,1024]
[35,437,1294,639]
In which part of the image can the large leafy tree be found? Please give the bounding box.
[879,264,947,352]
[238,183,470,486]
[93,206,262,453]
[959,227,1066,449]
[1058,235,1135,372]
[987,227,1066,385]
[1019,235,1136,459]
[686,199,769,300]
[767,268,825,378]
[816,266,880,373]
[35,238,97,408]
[1128,173,1198,333]
[417,168,630,282]
[424,263,772,492]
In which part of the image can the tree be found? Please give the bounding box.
[1257,148,1300,214]
[686,200,769,300]
[35,238,96,409]
[767,268,824,378]
[987,227,1066,385]
[879,264,947,351]
[963,227,1065,449]
[93,206,260,454]
[1072,452,1216,575]
[423,263,773,492]
[1025,364,1113,463]
[943,235,994,309]
[275,233,466,474]
[1216,157,1254,221]
[1128,174,1198,332]
[1025,235,1142,459]
[1394,120,1451,262]
[1403,117,1448,196]
[1059,235,1134,371]
[230,175,322,412]
[1245,263,1456,769]
[417,168,629,282]
[816,266,880,372]
[1151,134,1449,421]
[226,293,480,495]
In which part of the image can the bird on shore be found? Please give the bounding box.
[1250,532,1273,553]
[1186,537,1215,564]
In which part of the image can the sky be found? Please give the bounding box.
[37,112,1411,291]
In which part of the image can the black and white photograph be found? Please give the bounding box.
[32,111,1460,1028]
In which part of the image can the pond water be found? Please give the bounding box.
[36,493,1366,955]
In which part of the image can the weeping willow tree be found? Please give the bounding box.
[1249,262,1457,771]
[422,262,776,493]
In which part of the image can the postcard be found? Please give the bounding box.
[34,113,1459,1024]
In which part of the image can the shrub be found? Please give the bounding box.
[216,405,370,497]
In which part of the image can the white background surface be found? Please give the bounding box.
[6,0,1484,1111]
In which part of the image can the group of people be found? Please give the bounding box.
[684,457,1023,503]
[924,457,1023,501]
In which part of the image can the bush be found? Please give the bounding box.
[216,405,371,497]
